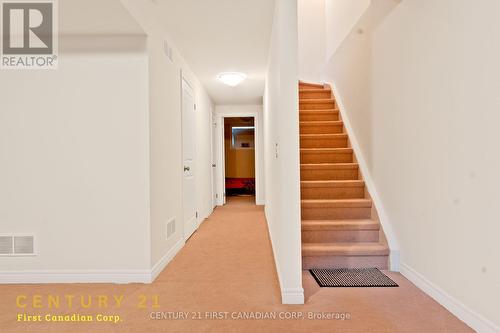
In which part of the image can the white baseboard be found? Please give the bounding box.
[0,238,185,284]
[199,206,214,224]
[281,287,305,304]
[150,238,184,282]
[328,80,400,272]
[0,269,151,284]
[401,263,500,333]
[390,250,400,272]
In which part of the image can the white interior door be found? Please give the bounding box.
[182,78,197,240]
[211,111,217,208]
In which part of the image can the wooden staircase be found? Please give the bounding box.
[299,81,389,270]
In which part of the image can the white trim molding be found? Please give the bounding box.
[214,105,265,206]
[0,269,151,284]
[281,287,305,305]
[389,250,400,273]
[401,263,500,333]
[328,80,400,272]
[150,238,185,282]
[0,238,185,284]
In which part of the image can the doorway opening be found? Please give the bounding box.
[223,117,256,199]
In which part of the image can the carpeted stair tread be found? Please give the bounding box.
[300,98,335,103]
[300,163,359,168]
[299,88,331,93]
[302,242,389,256]
[301,199,372,208]
[302,219,380,231]
[300,148,353,152]
[299,81,325,89]
[300,133,346,138]
[300,120,343,125]
[301,180,364,187]
[299,108,338,112]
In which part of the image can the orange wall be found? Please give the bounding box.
[224,124,255,178]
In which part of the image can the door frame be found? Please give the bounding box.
[214,109,263,205]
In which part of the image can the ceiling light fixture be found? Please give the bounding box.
[217,72,247,87]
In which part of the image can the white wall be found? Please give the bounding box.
[325,0,370,59]
[144,38,215,268]
[298,0,326,82]
[148,34,215,267]
[0,36,151,274]
[120,0,216,270]
[264,0,303,304]
[322,0,403,271]
[214,105,265,206]
[0,2,216,282]
[147,33,184,268]
[322,0,500,330]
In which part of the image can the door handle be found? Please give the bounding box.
[184,166,190,172]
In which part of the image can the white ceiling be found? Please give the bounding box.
[151,0,276,105]
[60,0,275,105]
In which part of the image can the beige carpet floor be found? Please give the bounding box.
[0,196,472,332]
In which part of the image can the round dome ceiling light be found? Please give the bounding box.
[216,72,247,87]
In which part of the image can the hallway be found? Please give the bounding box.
[0,197,471,332]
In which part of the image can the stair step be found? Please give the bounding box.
[299,108,338,112]
[300,148,353,164]
[302,242,389,256]
[299,81,324,90]
[300,163,359,181]
[300,99,336,110]
[301,220,380,243]
[300,121,343,134]
[301,180,365,199]
[300,133,347,148]
[301,219,380,231]
[302,198,372,208]
[302,242,389,269]
[302,230,379,243]
[302,256,389,269]
[299,88,330,91]
[299,89,332,99]
[301,199,372,219]
[299,110,339,122]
